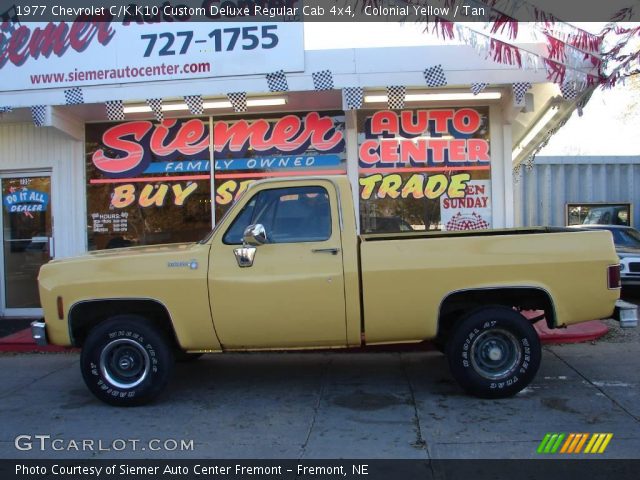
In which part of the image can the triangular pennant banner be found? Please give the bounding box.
[471,83,488,95]
[560,82,577,100]
[512,82,532,104]
[343,87,363,110]
[312,70,334,91]
[184,95,203,115]
[146,98,164,122]
[64,87,84,105]
[105,100,125,121]
[423,65,447,87]
[31,105,47,127]
[266,70,289,92]
[387,85,406,110]
[227,92,247,113]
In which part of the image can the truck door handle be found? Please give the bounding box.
[312,248,340,255]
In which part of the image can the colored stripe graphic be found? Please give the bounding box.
[539,433,613,454]
[584,433,613,454]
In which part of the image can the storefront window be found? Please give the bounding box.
[85,119,212,250]
[85,112,347,250]
[357,108,492,233]
[212,111,346,220]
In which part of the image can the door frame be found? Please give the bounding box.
[0,169,52,318]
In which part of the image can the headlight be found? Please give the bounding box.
[620,263,626,272]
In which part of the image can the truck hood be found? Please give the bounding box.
[48,242,200,264]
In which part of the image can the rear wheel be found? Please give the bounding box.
[80,315,174,406]
[446,306,541,398]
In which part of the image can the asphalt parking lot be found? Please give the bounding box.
[0,312,639,461]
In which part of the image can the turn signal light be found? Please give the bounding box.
[57,296,64,320]
[608,265,621,289]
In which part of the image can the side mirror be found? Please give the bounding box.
[243,224,267,246]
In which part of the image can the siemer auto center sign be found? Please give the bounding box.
[0,6,304,91]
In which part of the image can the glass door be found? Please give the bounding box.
[1,174,52,316]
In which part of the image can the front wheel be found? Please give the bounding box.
[446,306,541,399]
[80,315,175,406]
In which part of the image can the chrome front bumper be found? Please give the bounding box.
[31,320,48,346]
[614,300,638,328]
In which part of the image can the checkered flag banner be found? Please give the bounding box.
[105,100,125,121]
[312,70,334,91]
[560,82,578,100]
[445,212,490,231]
[387,86,406,110]
[423,64,447,88]
[146,98,164,122]
[31,105,47,127]
[64,87,84,105]
[471,82,488,95]
[184,95,203,115]
[0,106,12,114]
[227,92,247,113]
[266,70,289,92]
[512,82,531,104]
[343,87,364,110]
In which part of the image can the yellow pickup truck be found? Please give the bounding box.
[34,176,629,406]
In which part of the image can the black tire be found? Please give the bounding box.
[446,306,541,399]
[80,315,175,406]
[174,351,204,363]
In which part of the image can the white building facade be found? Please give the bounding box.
[0,20,591,317]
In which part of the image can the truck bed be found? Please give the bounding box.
[358,228,619,344]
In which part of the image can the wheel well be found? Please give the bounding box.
[68,299,180,348]
[437,288,556,344]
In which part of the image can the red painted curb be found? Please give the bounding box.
[0,328,78,353]
[523,311,609,344]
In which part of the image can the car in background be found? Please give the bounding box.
[582,206,629,226]
[573,225,640,286]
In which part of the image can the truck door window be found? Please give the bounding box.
[223,186,332,244]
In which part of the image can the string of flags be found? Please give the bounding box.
[24,44,588,127]
[64,87,84,105]
[105,100,124,121]
[184,95,204,115]
[312,70,334,91]
[146,98,163,122]
[471,83,488,95]
[423,65,448,88]
[343,87,364,110]
[31,105,47,127]
[227,92,247,113]
[512,82,532,104]
[266,70,289,93]
[386,86,406,110]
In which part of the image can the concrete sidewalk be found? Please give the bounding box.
[0,328,638,460]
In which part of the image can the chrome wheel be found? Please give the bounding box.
[470,328,522,381]
[99,338,150,390]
